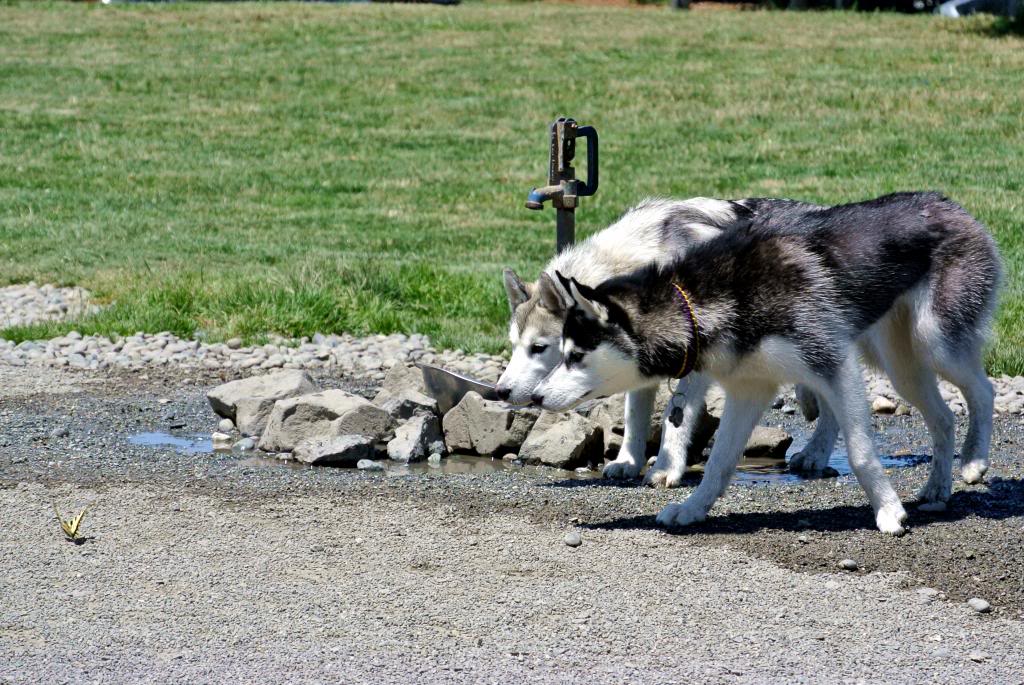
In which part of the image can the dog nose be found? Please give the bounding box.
[530,393,544,406]
[495,386,511,401]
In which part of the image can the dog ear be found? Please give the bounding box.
[568,278,608,322]
[502,269,533,313]
[537,272,571,314]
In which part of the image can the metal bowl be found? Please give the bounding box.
[416,363,499,414]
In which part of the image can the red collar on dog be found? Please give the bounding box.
[670,283,700,379]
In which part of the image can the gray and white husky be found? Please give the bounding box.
[532,192,1001,534]
[500,197,843,487]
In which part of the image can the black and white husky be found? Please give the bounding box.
[532,192,1001,534]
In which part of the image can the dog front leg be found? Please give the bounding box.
[602,387,656,480]
[645,373,712,489]
[657,383,775,527]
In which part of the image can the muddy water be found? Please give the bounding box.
[130,427,929,486]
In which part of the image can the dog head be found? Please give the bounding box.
[495,269,574,405]
[531,273,648,411]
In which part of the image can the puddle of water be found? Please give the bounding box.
[127,428,929,485]
[128,432,213,455]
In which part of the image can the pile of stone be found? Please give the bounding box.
[0,330,506,383]
[0,282,99,328]
[206,365,794,472]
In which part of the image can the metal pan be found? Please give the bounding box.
[416,363,499,415]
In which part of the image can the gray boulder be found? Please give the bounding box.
[293,434,375,466]
[257,389,394,453]
[519,411,603,470]
[207,370,317,437]
[374,388,439,420]
[742,425,793,460]
[387,414,446,463]
[441,391,538,456]
[373,363,426,402]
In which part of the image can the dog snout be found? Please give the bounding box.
[530,392,544,406]
[495,385,512,401]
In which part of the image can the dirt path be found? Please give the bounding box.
[2,366,1023,683]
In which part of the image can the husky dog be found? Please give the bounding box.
[498,198,771,486]
[533,192,1001,534]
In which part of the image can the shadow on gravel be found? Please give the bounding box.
[580,477,1024,535]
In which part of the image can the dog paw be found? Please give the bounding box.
[916,476,951,510]
[602,458,642,480]
[961,459,988,485]
[656,501,707,528]
[875,505,908,536]
[788,448,830,473]
[643,467,683,489]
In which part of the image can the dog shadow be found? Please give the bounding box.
[574,477,1024,536]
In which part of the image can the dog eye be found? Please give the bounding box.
[567,351,584,366]
[529,343,548,355]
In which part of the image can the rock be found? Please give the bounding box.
[895,403,912,416]
[211,431,232,450]
[427,452,442,465]
[441,392,475,452]
[441,391,538,456]
[293,434,375,466]
[374,388,439,420]
[968,651,990,662]
[207,370,317,436]
[233,437,256,451]
[519,411,603,470]
[226,337,243,350]
[742,426,793,460]
[781,403,798,415]
[374,363,426,400]
[967,597,991,613]
[49,426,69,439]
[356,459,385,472]
[839,558,858,571]
[218,418,235,433]
[917,587,940,599]
[387,414,445,463]
[872,396,897,414]
[257,389,394,453]
[564,531,582,548]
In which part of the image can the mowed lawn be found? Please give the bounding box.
[1,3,1022,372]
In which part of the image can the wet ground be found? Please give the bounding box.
[2,364,1023,682]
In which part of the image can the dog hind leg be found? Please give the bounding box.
[645,374,712,489]
[656,382,775,527]
[816,353,908,535]
[938,355,993,485]
[603,386,656,480]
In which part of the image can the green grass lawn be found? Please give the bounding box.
[1,3,1022,373]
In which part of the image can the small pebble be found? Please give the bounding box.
[797,534,808,544]
[839,559,858,571]
[218,418,235,432]
[930,647,951,658]
[233,437,255,451]
[356,459,385,472]
[968,651,990,662]
[427,453,442,465]
[501,453,518,461]
[967,597,991,613]
[871,396,897,414]
[49,426,69,439]
[226,338,243,350]
[781,403,797,415]
[564,531,582,548]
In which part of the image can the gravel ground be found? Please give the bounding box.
[2,363,1023,684]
